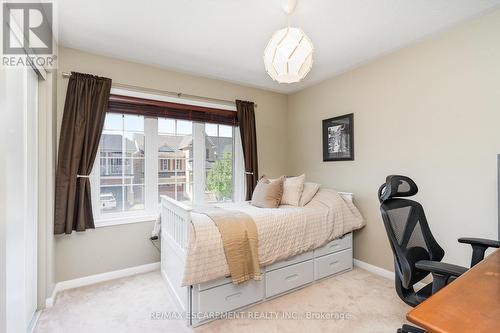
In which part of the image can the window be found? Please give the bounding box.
[91,103,241,225]
[205,124,233,202]
[97,114,145,215]
[159,159,169,171]
[158,118,193,203]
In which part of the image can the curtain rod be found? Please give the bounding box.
[61,72,257,108]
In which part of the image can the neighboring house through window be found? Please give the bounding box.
[97,113,145,216]
[157,118,193,203]
[90,93,243,226]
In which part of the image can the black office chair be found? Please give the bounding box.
[378,175,500,333]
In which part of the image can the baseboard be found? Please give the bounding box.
[354,259,395,280]
[45,262,160,308]
[354,259,426,289]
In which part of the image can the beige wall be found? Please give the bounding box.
[55,9,500,281]
[55,47,288,281]
[287,10,500,271]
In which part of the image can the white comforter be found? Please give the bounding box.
[182,188,365,286]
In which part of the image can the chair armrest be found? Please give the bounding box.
[458,237,500,248]
[415,260,467,277]
[397,325,426,333]
[416,260,467,294]
[458,237,500,267]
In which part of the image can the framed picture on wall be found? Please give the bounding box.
[322,113,354,161]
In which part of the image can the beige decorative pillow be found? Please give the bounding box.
[251,176,284,208]
[280,174,306,206]
[299,182,320,206]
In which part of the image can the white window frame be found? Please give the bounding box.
[91,88,243,227]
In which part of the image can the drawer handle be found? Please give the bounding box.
[329,243,340,249]
[225,292,242,301]
[285,274,299,281]
[329,260,340,266]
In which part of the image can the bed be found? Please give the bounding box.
[160,188,365,326]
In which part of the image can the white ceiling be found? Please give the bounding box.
[56,0,500,94]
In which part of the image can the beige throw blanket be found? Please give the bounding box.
[195,208,261,284]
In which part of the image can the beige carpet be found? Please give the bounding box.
[35,268,410,333]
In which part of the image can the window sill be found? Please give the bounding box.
[94,213,159,228]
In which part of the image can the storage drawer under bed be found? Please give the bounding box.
[194,279,264,315]
[314,248,353,280]
[266,260,314,298]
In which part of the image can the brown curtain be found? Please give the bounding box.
[54,72,112,234]
[236,100,258,200]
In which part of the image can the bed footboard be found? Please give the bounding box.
[160,195,192,323]
[160,195,191,251]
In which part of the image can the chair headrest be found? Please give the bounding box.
[379,175,418,202]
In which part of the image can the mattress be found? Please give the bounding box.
[181,188,365,286]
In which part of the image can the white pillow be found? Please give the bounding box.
[280,174,306,206]
[299,182,320,206]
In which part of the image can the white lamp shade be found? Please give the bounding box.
[264,27,313,83]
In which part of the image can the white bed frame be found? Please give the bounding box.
[160,194,354,327]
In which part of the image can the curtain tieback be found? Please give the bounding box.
[77,174,90,178]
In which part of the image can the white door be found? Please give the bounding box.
[25,67,39,329]
[1,66,39,333]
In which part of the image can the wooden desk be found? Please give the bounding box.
[407,249,500,333]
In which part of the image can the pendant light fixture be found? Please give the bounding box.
[263,0,314,83]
